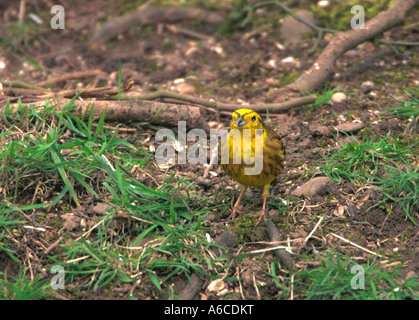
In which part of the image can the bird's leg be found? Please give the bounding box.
[256,185,270,225]
[229,186,247,220]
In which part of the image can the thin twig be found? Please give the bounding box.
[44,236,64,256]
[3,199,34,224]
[252,274,261,300]
[165,24,213,41]
[304,215,324,245]
[377,39,419,46]
[330,233,386,258]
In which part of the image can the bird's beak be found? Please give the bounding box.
[235,117,247,127]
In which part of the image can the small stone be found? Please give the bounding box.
[62,214,81,231]
[331,92,347,103]
[360,81,374,93]
[309,124,332,137]
[291,177,335,197]
[92,203,109,215]
[174,82,195,95]
[196,177,212,190]
[335,121,364,133]
[318,0,329,7]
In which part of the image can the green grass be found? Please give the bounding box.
[386,88,419,134]
[321,132,417,222]
[371,164,418,223]
[0,98,224,298]
[0,204,25,263]
[294,251,419,300]
[0,272,51,300]
[322,131,415,184]
[320,89,418,223]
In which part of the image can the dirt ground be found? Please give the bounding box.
[0,0,418,300]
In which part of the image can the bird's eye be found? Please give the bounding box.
[251,116,257,122]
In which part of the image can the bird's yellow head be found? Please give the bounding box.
[229,109,264,130]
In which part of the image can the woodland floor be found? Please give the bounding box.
[0,0,418,300]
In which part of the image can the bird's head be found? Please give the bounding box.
[230,109,264,130]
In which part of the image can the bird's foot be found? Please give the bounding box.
[255,208,266,225]
[228,205,240,220]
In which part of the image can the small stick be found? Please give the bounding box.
[304,215,324,245]
[248,244,291,254]
[44,236,64,256]
[3,199,33,223]
[18,0,26,25]
[377,39,419,46]
[330,233,386,258]
[253,274,261,300]
[165,25,213,41]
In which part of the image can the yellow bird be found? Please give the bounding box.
[219,109,285,224]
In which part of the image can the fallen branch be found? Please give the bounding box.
[281,0,418,94]
[10,97,207,129]
[90,6,223,46]
[124,90,317,113]
[2,82,316,120]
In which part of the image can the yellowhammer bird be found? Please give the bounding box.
[219,109,285,224]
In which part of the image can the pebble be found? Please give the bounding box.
[62,214,81,231]
[291,177,335,197]
[331,92,347,103]
[309,124,332,137]
[360,81,375,93]
[92,203,109,215]
[173,82,195,95]
[335,121,364,133]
